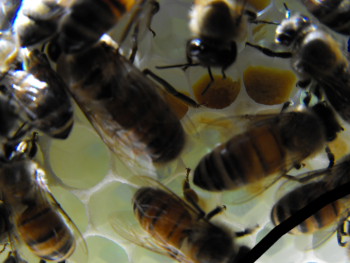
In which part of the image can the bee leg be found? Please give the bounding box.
[235,227,254,238]
[201,67,214,96]
[142,69,200,107]
[205,205,226,220]
[280,101,292,113]
[245,42,292,58]
[0,242,8,253]
[337,220,349,247]
[119,0,159,46]
[148,1,160,37]
[9,121,30,142]
[182,168,206,219]
[325,146,335,168]
[155,63,198,70]
[129,21,140,63]
[27,132,38,159]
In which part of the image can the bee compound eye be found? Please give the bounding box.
[188,39,202,56]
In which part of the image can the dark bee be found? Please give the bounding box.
[13,0,68,47]
[271,154,350,253]
[193,103,342,196]
[157,0,277,95]
[110,175,253,263]
[246,6,350,124]
[0,134,87,262]
[301,0,350,35]
[55,35,197,168]
[1,48,74,139]
[56,0,159,54]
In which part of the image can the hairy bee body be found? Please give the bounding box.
[3,49,74,139]
[132,185,248,263]
[56,36,185,164]
[14,0,68,47]
[301,0,350,35]
[57,0,155,53]
[277,13,350,123]
[187,0,251,71]
[271,155,350,235]
[193,103,342,192]
[16,202,75,261]
[0,157,77,262]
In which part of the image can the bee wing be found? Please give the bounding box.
[137,176,204,216]
[274,157,350,201]
[109,211,194,263]
[35,175,89,263]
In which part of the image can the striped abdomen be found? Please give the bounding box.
[60,44,185,164]
[58,0,137,53]
[102,75,185,163]
[16,204,75,261]
[193,125,286,191]
[133,187,192,249]
[271,181,341,234]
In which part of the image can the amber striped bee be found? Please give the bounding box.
[110,174,253,263]
[0,135,87,263]
[193,103,342,200]
[55,0,159,54]
[270,154,350,250]
[13,0,69,47]
[156,0,277,95]
[55,35,197,170]
[1,48,74,139]
[246,6,350,124]
[301,0,350,35]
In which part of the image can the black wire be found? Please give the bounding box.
[237,180,350,263]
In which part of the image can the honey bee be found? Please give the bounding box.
[193,103,342,198]
[1,48,74,139]
[110,174,253,263]
[157,0,277,95]
[270,154,350,249]
[55,35,198,169]
[56,0,159,54]
[13,0,69,47]
[301,0,350,35]
[0,134,87,263]
[245,5,350,124]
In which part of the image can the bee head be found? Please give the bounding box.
[186,38,237,69]
[276,14,311,46]
[191,222,234,263]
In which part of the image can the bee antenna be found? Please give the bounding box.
[283,3,290,19]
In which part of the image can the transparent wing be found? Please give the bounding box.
[109,211,194,263]
[35,173,88,263]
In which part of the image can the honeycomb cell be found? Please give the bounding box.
[243,65,297,105]
[49,125,109,189]
[193,74,241,109]
[85,236,129,263]
[247,0,271,12]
